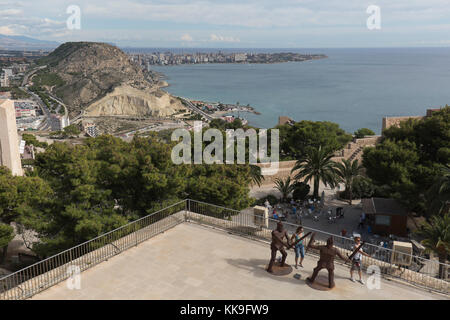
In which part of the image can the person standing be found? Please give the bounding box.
[350,236,370,284]
[291,226,305,269]
[272,209,279,220]
[358,215,364,229]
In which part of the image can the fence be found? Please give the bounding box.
[1,199,448,299]
[0,200,186,300]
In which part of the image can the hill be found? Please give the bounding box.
[34,42,183,118]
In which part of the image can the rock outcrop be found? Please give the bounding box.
[38,42,183,117]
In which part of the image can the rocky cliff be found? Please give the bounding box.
[37,42,183,117]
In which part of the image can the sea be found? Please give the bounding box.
[148,48,450,134]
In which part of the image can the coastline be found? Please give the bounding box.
[149,56,327,68]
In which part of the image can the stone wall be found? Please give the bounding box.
[382,116,424,131]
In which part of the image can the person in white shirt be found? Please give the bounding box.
[350,236,370,284]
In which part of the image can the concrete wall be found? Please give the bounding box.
[0,99,23,176]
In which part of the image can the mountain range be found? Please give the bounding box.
[0,34,59,50]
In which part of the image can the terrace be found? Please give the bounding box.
[0,200,448,300]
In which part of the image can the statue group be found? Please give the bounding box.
[267,221,352,289]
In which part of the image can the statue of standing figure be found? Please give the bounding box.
[306,237,349,288]
[267,221,292,273]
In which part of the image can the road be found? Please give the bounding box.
[20,65,70,131]
[21,65,47,87]
[22,87,56,130]
[178,97,214,121]
[47,93,69,120]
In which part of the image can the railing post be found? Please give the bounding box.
[135,222,138,247]
[186,199,190,222]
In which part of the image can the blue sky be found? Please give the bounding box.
[1,0,450,48]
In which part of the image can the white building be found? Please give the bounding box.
[2,68,13,78]
[234,53,247,62]
[0,72,9,87]
[0,99,23,176]
[82,122,99,138]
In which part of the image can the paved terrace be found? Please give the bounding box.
[32,223,446,300]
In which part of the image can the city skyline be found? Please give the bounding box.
[0,0,450,48]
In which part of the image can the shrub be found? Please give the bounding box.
[339,176,375,200]
[354,128,375,139]
[292,182,310,201]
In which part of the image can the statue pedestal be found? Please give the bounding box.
[306,275,334,291]
[266,262,293,276]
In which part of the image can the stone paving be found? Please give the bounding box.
[32,223,446,300]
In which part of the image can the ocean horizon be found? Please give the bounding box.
[152,47,450,134]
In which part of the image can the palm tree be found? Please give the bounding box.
[427,165,450,216]
[335,159,363,205]
[274,176,295,202]
[249,165,264,187]
[291,146,337,199]
[416,213,450,279]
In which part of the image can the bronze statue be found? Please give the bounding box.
[306,236,349,288]
[267,221,292,273]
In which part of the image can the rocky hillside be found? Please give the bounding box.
[36,42,183,117]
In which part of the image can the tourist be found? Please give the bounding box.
[291,226,305,269]
[358,215,364,229]
[350,236,370,284]
[292,205,297,216]
[273,209,279,220]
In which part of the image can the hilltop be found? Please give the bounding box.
[34,42,183,118]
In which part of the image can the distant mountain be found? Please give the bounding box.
[0,34,59,50]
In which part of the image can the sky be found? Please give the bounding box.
[1,0,450,48]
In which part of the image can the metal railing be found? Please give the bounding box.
[186,199,450,295]
[0,200,186,300]
[1,198,448,299]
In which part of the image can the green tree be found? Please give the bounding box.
[0,224,14,264]
[209,118,245,130]
[335,159,363,205]
[426,166,450,216]
[249,165,264,187]
[292,182,310,201]
[415,213,450,279]
[363,107,450,215]
[274,176,295,202]
[186,164,253,210]
[278,120,352,159]
[62,124,81,138]
[354,128,375,139]
[28,134,255,256]
[21,133,48,149]
[0,166,52,263]
[291,146,337,199]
